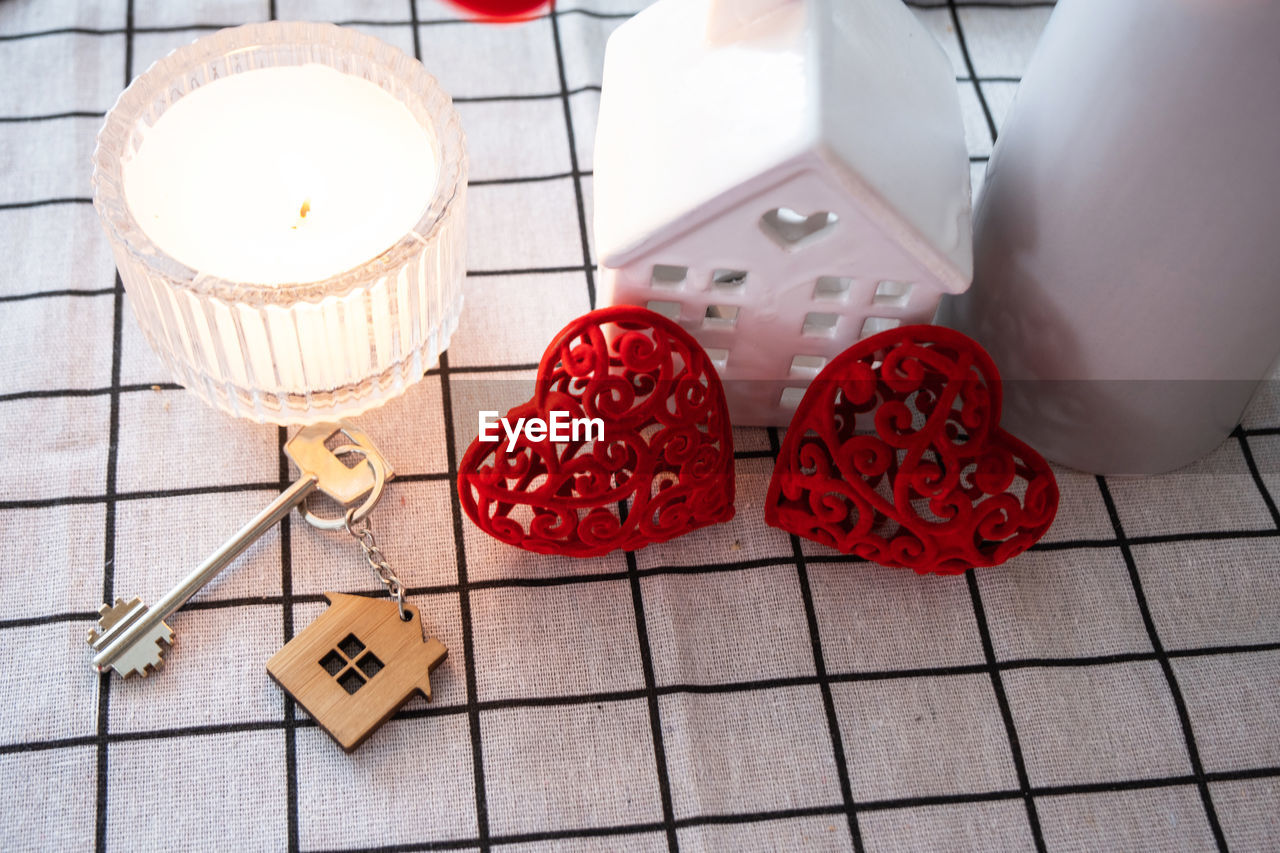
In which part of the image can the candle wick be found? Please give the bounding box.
[292,199,312,230]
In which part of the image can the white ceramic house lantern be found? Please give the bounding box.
[593,0,973,426]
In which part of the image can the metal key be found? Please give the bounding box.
[87,421,392,678]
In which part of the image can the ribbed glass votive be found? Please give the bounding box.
[91,22,466,423]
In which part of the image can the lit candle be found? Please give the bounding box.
[92,23,468,423]
[123,65,437,285]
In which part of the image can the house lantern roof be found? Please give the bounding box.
[593,0,972,293]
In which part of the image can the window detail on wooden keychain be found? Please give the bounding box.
[267,442,447,754]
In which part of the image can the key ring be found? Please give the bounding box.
[301,443,409,619]
[300,444,388,531]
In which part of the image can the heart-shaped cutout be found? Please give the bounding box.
[765,324,1058,574]
[759,207,839,250]
[459,306,736,558]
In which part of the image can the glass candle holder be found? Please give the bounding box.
[92,22,467,423]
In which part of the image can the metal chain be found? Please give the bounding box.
[343,509,409,621]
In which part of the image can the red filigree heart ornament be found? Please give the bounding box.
[766,325,1058,574]
[459,306,735,558]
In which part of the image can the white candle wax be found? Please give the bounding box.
[123,64,437,285]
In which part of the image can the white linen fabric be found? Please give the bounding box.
[1,1,1277,850]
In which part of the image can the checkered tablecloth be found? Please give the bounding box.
[2,1,1278,850]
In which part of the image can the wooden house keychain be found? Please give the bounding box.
[86,421,447,753]
[267,438,447,753]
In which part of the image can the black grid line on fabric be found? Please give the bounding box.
[791,542,863,848]
[0,91,606,128]
[278,426,303,853]
[435,350,490,851]
[0,165,593,207]
[1235,426,1280,529]
[467,264,591,276]
[0,196,92,210]
[257,8,302,847]
[964,571,1045,850]
[906,0,1056,8]
[768,427,864,851]
[409,0,422,59]
[1040,528,1280,549]
[0,367,540,411]
[0,382,180,402]
[0,111,105,123]
[17,523,1280,664]
[947,0,999,144]
[3,251,595,288]
[0,360,556,412]
[468,170,590,187]
[294,760,1280,851]
[618,503,679,851]
[0,287,118,305]
[548,1,597,309]
[91,285,121,853]
[2,483,1279,596]
[7,523,1280,628]
[413,9,487,846]
[452,85,600,104]
[3,728,1269,853]
[1096,476,1228,851]
[0,365,555,405]
[0,99,1001,130]
[10,658,1280,756]
[10,653,1280,849]
[92,4,133,849]
[957,75,1023,84]
[0,381,166,405]
[0,78,1034,125]
[431,361,542,374]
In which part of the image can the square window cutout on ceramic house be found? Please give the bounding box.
[651,264,687,289]
[813,276,852,302]
[705,347,729,368]
[703,304,740,329]
[803,312,840,338]
[593,0,973,427]
[873,280,913,308]
[860,317,901,339]
[646,300,682,321]
[790,355,827,376]
[780,387,807,408]
[712,269,748,290]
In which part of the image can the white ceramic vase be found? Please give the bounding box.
[941,0,1280,475]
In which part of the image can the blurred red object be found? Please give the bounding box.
[442,0,550,21]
